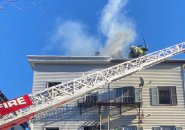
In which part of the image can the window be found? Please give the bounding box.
[45,128,59,130]
[84,126,99,130]
[85,95,98,103]
[122,126,137,130]
[123,87,135,103]
[115,87,137,103]
[47,82,61,88]
[150,86,177,106]
[114,126,142,130]
[158,87,171,104]
[161,126,175,130]
[152,126,182,130]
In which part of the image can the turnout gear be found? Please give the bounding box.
[129,46,144,58]
[137,44,148,55]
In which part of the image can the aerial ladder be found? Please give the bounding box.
[0,42,185,129]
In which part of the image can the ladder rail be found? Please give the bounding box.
[0,42,185,127]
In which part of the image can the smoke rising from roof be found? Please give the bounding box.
[47,21,102,56]
[46,0,136,58]
[100,0,136,57]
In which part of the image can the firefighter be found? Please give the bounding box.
[129,45,144,58]
[137,44,148,55]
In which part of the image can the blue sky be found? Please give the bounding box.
[0,0,185,99]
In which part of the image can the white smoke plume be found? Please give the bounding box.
[100,0,136,57]
[46,0,136,58]
[47,21,102,56]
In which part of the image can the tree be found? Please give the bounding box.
[0,0,46,12]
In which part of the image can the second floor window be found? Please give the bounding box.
[150,86,177,106]
[153,126,182,130]
[161,126,175,130]
[158,87,171,104]
[115,87,137,103]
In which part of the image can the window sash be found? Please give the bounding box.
[115,87,135,103]
[161,126,175,130]
[158,87,171,105]
[151,86,177,106]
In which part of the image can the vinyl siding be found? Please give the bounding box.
[31,62,185,130]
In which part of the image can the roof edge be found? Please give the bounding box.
[27,55,111,69]
[27,55,185,69]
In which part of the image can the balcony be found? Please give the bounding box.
[77,86,142,108]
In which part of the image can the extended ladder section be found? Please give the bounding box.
[0,42,185,128]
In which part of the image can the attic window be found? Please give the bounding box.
[45,128,59,130]
[47,82,61,88]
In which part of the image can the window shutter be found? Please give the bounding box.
[137,127,143,130]
[152,127,160,130]
[171,86,177,106]
[176,127,182,130]
[135,88,140,102]
[150,88,159,105]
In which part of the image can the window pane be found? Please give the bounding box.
[45,128,59,130]
[84,126,99,130]
[123,126,136,130]
[161,126,175,130]
[152,127,160,130]
[116,88,122,98]
[47,82,61,88]
[158,89,171,104]
[123,88,135,103]
[115,87,135,103]
[85,95,97,103]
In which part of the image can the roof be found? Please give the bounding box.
[27,55,185,69]
[27,55,111,69]
[110,58,185,64]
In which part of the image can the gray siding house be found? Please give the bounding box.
[28,56,185,130]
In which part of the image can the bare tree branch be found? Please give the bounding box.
[0,0,46,12]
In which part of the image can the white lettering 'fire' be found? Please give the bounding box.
[0,96,26,109]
